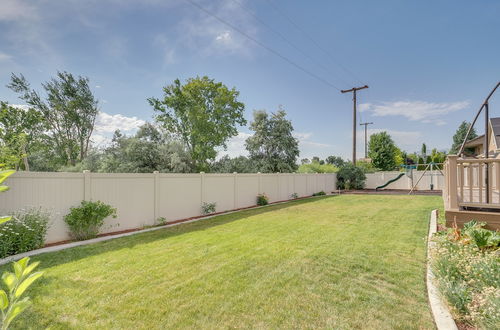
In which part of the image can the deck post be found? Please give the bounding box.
[447,155,459,211]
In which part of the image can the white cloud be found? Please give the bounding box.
[153,34,176,65]
[94,112,146,134]
[0,52,12,61]
[218,131,333,160]
[0,0,38,22]
[179,0,258,57]
[294,132,331,148]
[92,111,146,147]
[215,31,231,42]
[217,131,251,159]
[360,100,469,125]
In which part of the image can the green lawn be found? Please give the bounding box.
[5,195,442,329]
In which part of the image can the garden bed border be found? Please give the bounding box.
[426,209,458,330]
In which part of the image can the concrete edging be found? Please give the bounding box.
[0,195,331,266]
[427,209,458,330]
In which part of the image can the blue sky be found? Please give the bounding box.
[0,0,499,160]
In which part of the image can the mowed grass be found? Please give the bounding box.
[5,195,442,329]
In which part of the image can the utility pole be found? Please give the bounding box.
[341,85,369,164]
[359,122,373,159]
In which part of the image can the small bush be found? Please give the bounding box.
[257,193,269,206]
[64,200,117,241]
[336,163,366,190]
[201,202,216,215]
[0,208,50,258]
[156,217,167,225]
[312,191,326,196]
[290,193,299,199]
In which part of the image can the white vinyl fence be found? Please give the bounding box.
[364,171,444,190]
[0,171,337,244]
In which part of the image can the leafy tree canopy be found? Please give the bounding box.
[210,155,257,173]
[149,76,246,172]
[245,109,299,173]
[368,131,397,171]
[450,121,478,155]
[297,163,338,173]
[0,102,47,170]
[325,155,345,168]
[7,72,99,166]
[99,124,192,173]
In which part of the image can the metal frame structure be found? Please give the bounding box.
[458,82,500,203]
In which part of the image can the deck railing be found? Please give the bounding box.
[444,155,500,211]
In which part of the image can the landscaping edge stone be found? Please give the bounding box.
[427,209,458,330]
[0,194,332,266]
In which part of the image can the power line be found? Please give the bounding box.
[265,0,366,86]
[184,0,341,90]
[229,0,352,87]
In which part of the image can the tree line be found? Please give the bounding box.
[0,73,299,173]
[0,71,477,174]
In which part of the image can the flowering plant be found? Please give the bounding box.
[0,208,50,258]
[431,221,499,328]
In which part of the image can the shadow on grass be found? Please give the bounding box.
[6,196,335,271]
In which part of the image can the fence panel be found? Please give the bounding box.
[235,175,259,208]
[158,174,202,222]
[364,171,444,190]
[0,172,84,243]
[0,172,336,244]
[204,174,235,213]
[90,173,155,232]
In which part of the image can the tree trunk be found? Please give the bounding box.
[21,143,29,171]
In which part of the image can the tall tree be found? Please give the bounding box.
[149,76,246,172]
[325,155,345,167]
[99,124,192,173]
[421,143,427,159]
[245,109,299,173]
[210,155,257,173]
[7,72,99,166]
[0,102,46,170]
[450,121,478,154]
[368,131,397,171]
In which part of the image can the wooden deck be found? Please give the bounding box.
[443,156,500,230]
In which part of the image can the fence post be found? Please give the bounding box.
[153,171,160,224]
[276,172,281,201]
[233,172,238,209]
[200,172,205,207]
[83,170,91,201]
[257,172,262,194]
[448,155,459,210]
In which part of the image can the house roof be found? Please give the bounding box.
[464,135,484,148]
[490,117,500,148]
[463,117,500,150]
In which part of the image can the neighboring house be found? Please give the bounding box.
[463,117,500,157]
